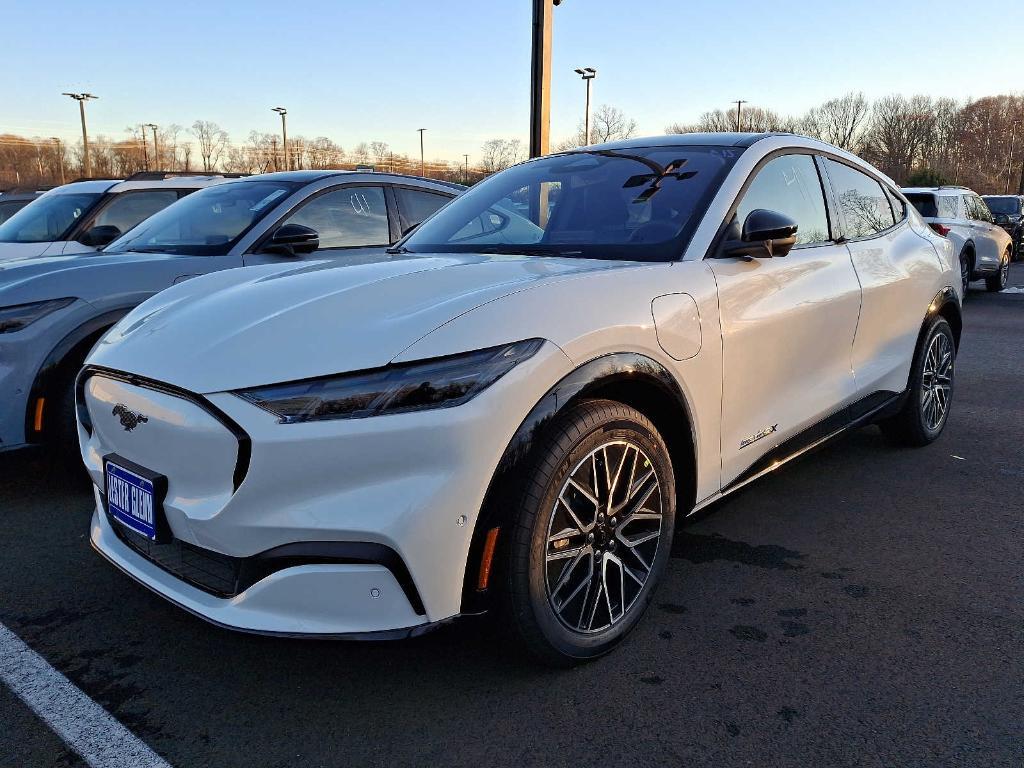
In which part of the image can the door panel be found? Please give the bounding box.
[710,246,861,485]
[844,224,941,394]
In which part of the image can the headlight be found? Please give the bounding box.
[0,298,75,334]
[235,338,545,423]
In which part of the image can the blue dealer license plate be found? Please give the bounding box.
[105,460,162,540]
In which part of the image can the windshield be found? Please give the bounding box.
[106,180,301,256]
[0,199,31,225]
[0,192,102,243]
[401,146,739,261]
[982,196,1021,216]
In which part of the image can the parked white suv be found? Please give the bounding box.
[81,134,961,664]
[902,186,1013,293]
[0,172,239,262]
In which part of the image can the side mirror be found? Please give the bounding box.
[263,223,319,256]
[721,209,798,258]
[81,224,121,248]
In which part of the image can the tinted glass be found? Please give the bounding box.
[89,190,179,239]
[825,160,894,238]
[403,146,739,261]
[962,195,978,220]
[106,180,299,256]
[972,196,993,222]
[905,193,938,218]
[395,188,451,229]
[983,196,1021,215]
[0,192,102,243]
[936,195,959,219]
[885,188,905,222]
[736,154,830,245]
[0,200,30,225]
[281,185,390,248]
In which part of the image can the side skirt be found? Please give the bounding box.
[691,389,905,515]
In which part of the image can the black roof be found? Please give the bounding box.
[579,132,793,152]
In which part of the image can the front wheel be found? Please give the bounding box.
[879,316,955,447]
[985,249,1010,292]
[502,399,676,666]
[959,252,971,297]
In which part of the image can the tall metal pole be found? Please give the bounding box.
[464,153,469,184]
[272,107,288,171]
[529,0,554,158]
[144,124,159,170]
[139,124,149,170]
[52,138,65,184]
[418,128,426,176]
[1006,121,1019,195]
[574,68,596,146]
[733,100,748,132]
[63,93,97,177]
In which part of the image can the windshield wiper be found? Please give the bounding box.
[386,245,410,254]
[477,245,582,257]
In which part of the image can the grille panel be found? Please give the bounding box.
[107,510,240,597]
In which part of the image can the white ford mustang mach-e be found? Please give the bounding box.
[79,133,960,664]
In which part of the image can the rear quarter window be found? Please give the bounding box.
[905,193,938,218]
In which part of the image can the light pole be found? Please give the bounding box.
[464,153,470,184]
[574,67,596,145]
[1006,120,1019,195]
[62,92,97,177]
[732,100,748,132]
[418,128,427,176]
[272,107,288,171]
[144,123,159,170]
[51,138,65,185]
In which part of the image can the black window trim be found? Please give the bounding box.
[248,181,396,254]
[817,154,907,243]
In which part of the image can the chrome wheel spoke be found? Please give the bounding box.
[545,439,663,634]
[921,332,954,431]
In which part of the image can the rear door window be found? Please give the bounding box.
[824,159,895,238]
[394,187,452,231]
[90,190,180,237]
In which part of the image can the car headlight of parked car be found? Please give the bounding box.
[235,338,545,423]
[0,297,75,334]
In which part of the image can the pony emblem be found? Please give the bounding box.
[112,403,149,432]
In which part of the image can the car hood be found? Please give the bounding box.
[89,253,630,393]
[0,250,183,298]
[0,241,58,262]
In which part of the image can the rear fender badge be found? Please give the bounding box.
[112,403,149,432]
[740,424,778,449]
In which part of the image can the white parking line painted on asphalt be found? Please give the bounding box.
[0,622,171,768]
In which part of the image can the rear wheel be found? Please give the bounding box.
[879,316,955,447]
[502,399,676,666]
[959,252,971,296]
[985,249,1010,292]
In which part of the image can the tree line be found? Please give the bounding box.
[667,92,1024,193]
[2,93,1022,193]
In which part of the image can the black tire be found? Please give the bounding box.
[959,251,971,297]
[501,399,677,666]
[43,371,84,468]
[879,316,955,447]
[985,249,1010,292]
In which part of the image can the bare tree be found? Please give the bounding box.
[190,120,229,172]
[370,141,390,166]
[350,142,370,165]
[862,95,938,182]
[803,92,870,151]
[479,138,524,173]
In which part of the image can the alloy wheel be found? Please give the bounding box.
[999,253,1009,289]
[920,331,953,431]
[960,255,970,295]
[544,440,663,634]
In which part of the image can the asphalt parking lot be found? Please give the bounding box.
[2,265,1022,768]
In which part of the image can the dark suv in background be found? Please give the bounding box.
[982,195,1023,260]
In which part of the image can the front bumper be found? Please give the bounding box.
[82,342,573,635]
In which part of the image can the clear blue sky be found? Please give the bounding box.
[4,0,1022,161]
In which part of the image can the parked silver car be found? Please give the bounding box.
[0,171,461,457]
[902,186,1013,293]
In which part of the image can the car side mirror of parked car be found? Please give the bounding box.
[721,209,798,258]
[81,224,122,248]
[263,224,320,256]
